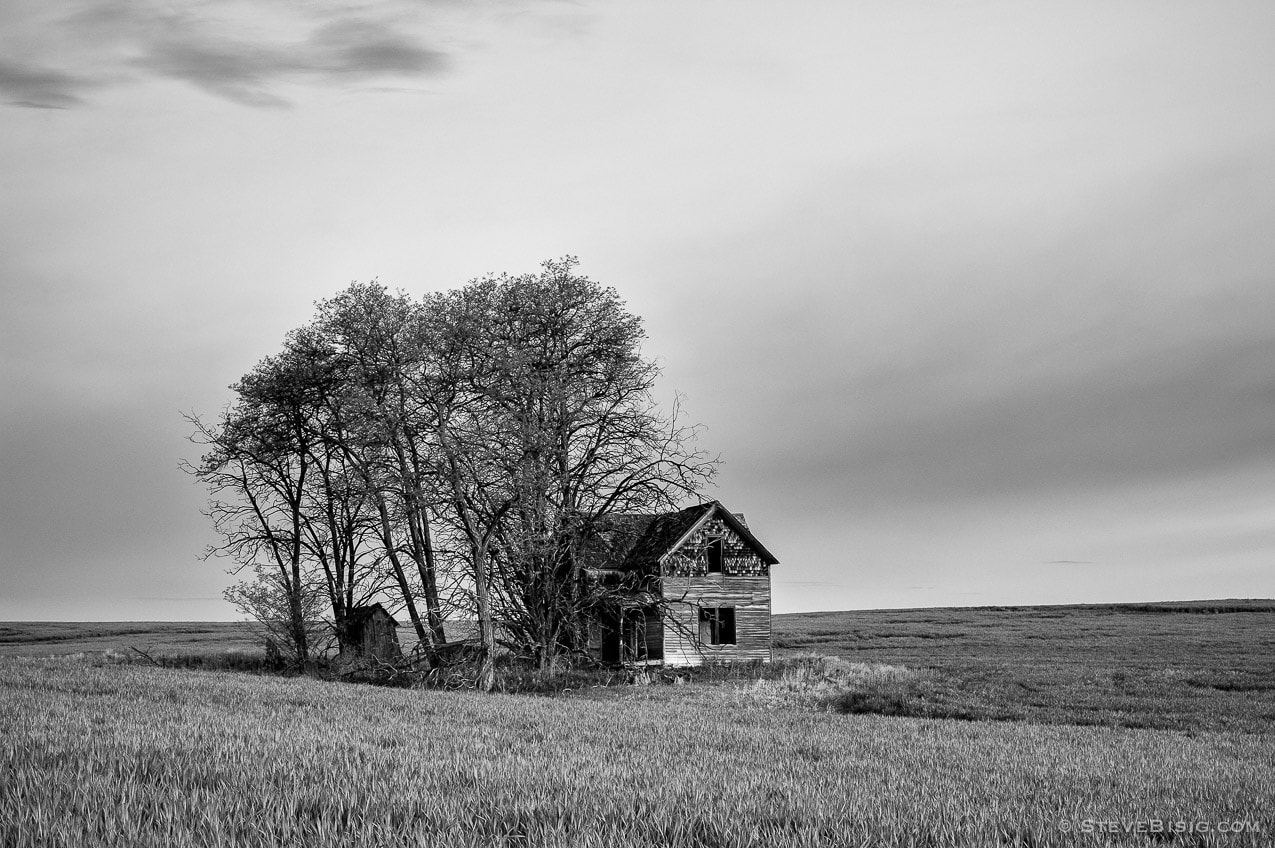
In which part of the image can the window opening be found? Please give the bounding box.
[705,537,724,574]
[698,606,736,645]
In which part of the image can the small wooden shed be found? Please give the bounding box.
[343,603,402,661]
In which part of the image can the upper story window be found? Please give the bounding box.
[705,537,724,573]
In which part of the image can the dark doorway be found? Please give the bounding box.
[600,610,621,664]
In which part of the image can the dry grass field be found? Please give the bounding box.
[2,602,1272,846]
[773,601,1275,734]
[0,621,257,657]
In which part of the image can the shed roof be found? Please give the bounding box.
[347,603,399,626]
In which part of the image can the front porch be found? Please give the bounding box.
[595,604,664,666]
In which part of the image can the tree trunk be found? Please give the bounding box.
[412,505,447,644]
[391,437,447,644]
[473,542,496,693]
[288,565,308,665]
[372,490,431,650]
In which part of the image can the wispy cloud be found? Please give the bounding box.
[1043,560,1095,566]
[0,60,90,109]
[312,18,446,76]
[136,19,448,108]
[1,2,451,109]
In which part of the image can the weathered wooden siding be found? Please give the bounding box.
[660,575,771,666]
[345,608,401,661]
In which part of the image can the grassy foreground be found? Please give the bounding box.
[3,656,1274,847]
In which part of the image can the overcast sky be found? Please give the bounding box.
[2,0,1273,620]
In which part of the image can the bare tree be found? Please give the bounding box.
[444,259,718,670]
[188,258,716,684]
[185,341,332,664]
[224,565,330,664]
[312,284,450,649]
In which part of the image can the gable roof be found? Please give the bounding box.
[573,512,658,574]
[583,500,778,573]
[616,503,710,571]
[661,500,778,567]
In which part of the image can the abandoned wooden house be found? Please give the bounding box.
[581,500,779,667]
[342,603,402,661]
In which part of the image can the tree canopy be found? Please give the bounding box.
[187,258,717,688]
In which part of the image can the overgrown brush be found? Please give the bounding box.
[738,656,913,706]
[737,656,1038,721]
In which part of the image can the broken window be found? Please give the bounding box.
[705,537,724,574]
[698,606,736,645]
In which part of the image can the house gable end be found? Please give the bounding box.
[581,500,778,577]
[661,501,778,569]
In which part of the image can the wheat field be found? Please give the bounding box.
[3,655,1272,847]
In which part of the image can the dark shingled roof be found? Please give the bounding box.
[618,503,715,570]
[580,501,778,573]
[574,513,656,572]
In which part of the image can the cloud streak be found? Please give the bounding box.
[0,2,450,109]
[0,60,90,109]
[136,19,448,108]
